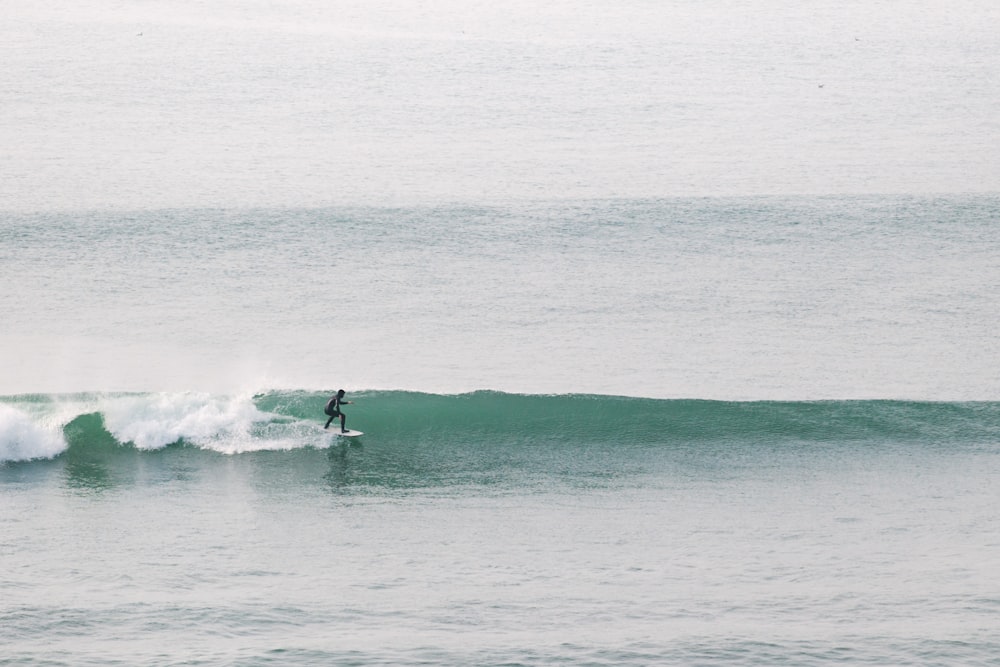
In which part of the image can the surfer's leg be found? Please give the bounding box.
[324,415,334,429]
[340,413,347,433]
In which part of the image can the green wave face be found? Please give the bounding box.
[256,390,1000,446]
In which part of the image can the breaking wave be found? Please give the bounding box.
[2,390,998,464]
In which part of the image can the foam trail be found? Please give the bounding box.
[0,403,68,463]
[98,392,275,452]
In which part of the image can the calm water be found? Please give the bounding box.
[3,197,999,399]
[3,0,1000,665]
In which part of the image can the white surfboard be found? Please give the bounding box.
[331,429,363,437]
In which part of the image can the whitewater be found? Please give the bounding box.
[3,0,1000,665]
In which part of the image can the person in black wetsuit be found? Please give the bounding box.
[323,389,353,432]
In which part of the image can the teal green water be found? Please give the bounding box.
[6,391,1000,461]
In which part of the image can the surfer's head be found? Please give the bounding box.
[337,389,346,398]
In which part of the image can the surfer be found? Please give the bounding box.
[323,389,353,433]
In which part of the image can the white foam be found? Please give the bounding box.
[0,403,68,463]
[97,391,298,453]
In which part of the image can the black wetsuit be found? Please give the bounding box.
[324,395,347,432]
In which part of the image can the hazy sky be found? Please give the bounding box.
[3,0,999,210]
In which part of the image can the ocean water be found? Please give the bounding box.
[3,0,1000,665]
[3,198,999,400]
[3,392,1000,665]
